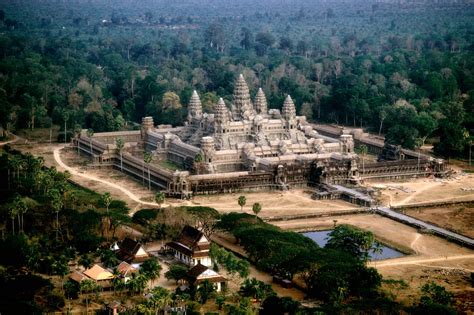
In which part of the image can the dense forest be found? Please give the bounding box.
[0,0,473,157]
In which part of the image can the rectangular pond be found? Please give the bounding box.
[303,230,406,261]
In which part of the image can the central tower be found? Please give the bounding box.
[231,74,255,121]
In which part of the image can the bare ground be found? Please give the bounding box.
[370,171,474,207]
[404,205,474,239]
[273,214,474,305]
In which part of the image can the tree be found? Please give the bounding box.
[115,137,125,172]
[140,259,162,286]
[144,152,153,190]
[74,124,82,154]
[62,110,70,144]
[111,267,124,296]
[238,196,246,212]
[196,279,215,304]
[239,278,275,302]
[79,254,94,269]
[13,196,28,233]
[162,92,182,112]
[99,248,119,268]
[127,272,148,294]
[155,191,165,208]
[49,189,63,241]
[185,206,220,239]
[252,202,262,218]
[149,286,172,313]
[326,225,376,262]
[356,145,368,173]
[86,129,94,156]
[240,27,254,50]
[101,192,112,215]
[164,264,188,284]
[80,279,99,314]
[205,23,226,52]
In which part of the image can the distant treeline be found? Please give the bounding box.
[0,1,473,157]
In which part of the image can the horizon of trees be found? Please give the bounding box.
[0,1,473,157]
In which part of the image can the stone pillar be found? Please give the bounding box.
[141,116,154,141]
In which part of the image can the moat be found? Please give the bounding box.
[303,230,405,261]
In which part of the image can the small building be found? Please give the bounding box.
[83,264,114,282]
[166,226,212,267]
[187,263,227,292]
[70,264,114,288]
[116,238,149,265]
[116,261,138,282]
[69,270,87,283]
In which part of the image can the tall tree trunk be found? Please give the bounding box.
[56,211,59,241]
[11,218,14,235]
[379,118,384,136]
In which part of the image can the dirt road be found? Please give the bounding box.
[53,146,165,209]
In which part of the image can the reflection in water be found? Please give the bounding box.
[303,230,405,261]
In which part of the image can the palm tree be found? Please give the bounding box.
[111,268,123,296]
[197,280,216,304]
[144,152,153,190]
[140,259,162,287]
[62,110,69,144]
[356,145,368,174]
[49,189,63,241]
[74,124,82,154]
[238,195,246,212]
[115,137,125,171]
[86,129,94,156]
[155,191,165,208]
[9,206,17,235]
[252,202,262,218]
[149,286,172,313]
[101,192,112,215]
[127,273,148,295]
[80,279,99,314]
[14,196,28,233]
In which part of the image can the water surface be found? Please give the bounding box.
[303,230,405,261]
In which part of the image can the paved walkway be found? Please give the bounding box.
[375,206,474,247]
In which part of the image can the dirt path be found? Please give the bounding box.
[370,254,474,268]
[393,181,440,206]
[53,146,166,209]
[0,134,20,146]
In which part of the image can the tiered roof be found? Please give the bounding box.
[231,74,254,120]
[254,88,268,114]
[282,95,296,120]
[187,90,203,121]
[214,98,230,126]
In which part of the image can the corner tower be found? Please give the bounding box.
[214,98,229,133]
[187,90,203,124]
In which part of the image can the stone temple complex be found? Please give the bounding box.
[75,74,448,199]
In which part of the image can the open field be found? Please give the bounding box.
[404,205,474,239]
[273,214,474,306]
[370,171,474,207]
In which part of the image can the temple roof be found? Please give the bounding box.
[282,95,296,120]
[214,98,229,125]
[254,88,268,114]
[188,90,203,121]
[231,74,254,120]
